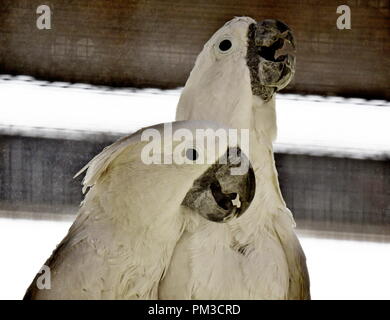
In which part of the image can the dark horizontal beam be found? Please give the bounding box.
[275,152,390,235]
[0,0,389,99]
[1,132,389,235]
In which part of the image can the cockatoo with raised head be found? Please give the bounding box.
[24,120,255,299]
[160,17,310,299]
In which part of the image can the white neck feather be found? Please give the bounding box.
[177,84,288,235]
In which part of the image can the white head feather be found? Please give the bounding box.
[172,17,310,300]
[177,17,257,131]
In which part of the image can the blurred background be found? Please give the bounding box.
[0,0,389,299]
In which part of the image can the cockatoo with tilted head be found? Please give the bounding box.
[24,120,255,299]
[160,17,310,299]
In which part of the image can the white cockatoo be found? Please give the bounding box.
[24,120,255,299]
[160,17,310,299]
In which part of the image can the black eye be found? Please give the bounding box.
[186,148,199,161]
[219,39,232,52]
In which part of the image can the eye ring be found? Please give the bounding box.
[219,39,232,52]
[186,148,199,161]
[216,37,234,54]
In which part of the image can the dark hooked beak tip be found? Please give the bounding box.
[211,164,255,222]
[282,29,295,49]
[181,148,256,224]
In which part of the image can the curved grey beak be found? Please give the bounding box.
[255,19,295,55]
[247,19,296,101]
[181,147,255,223]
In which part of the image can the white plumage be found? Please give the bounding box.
[25,16,309,300]
[24,120,255,299]
[162,16,310,299]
